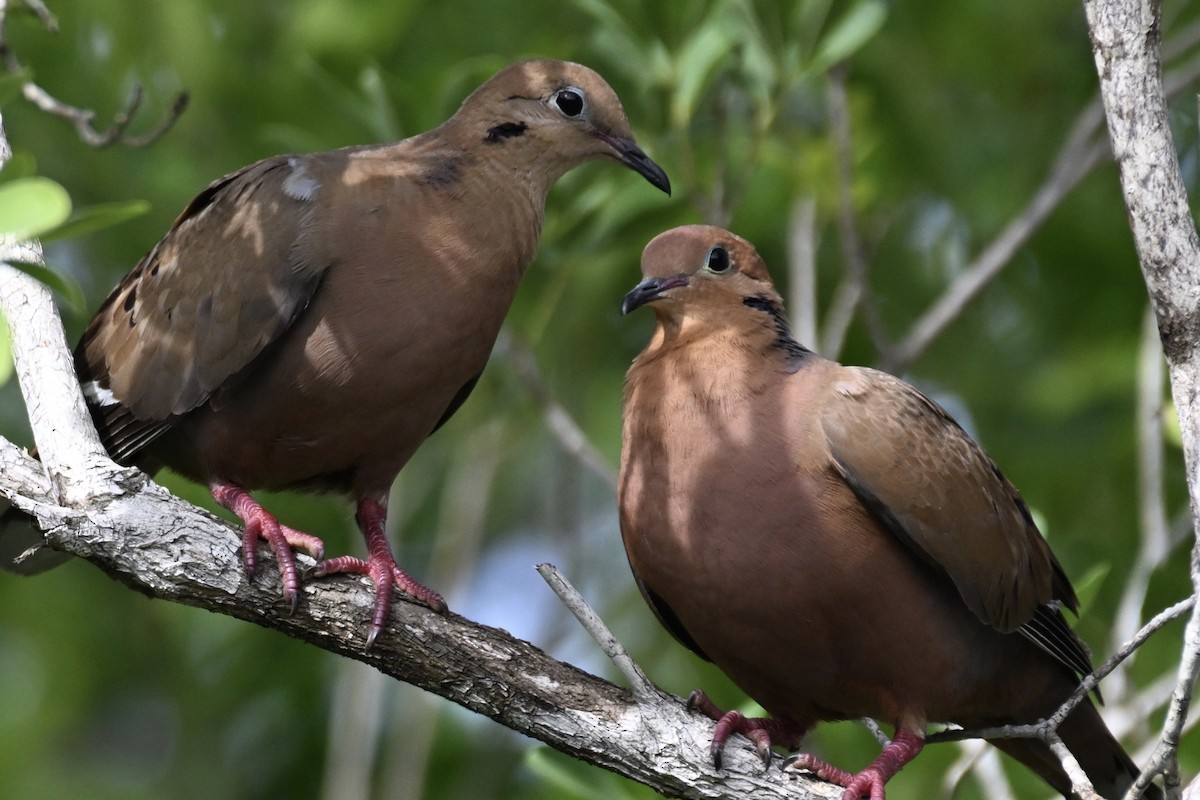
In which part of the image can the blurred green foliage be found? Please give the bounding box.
[1,1,1198,798]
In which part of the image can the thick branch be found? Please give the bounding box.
[1086,0,1200,795]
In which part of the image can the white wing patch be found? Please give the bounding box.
[282,157,320,201]
[81,379,119,407]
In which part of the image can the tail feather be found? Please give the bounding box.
[989,700,1161,800]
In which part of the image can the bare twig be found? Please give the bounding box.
[787,196,819,350]
[536,562,655,695]
[887,98,1109,371]
[887,48,1200,372]
[14,0,56,30]
[1048,731,1102,800]
[494,328,618,492]
[928,597,1194,749]
[819,66,889,361]
[1109,308,1173,704]
[0,0,187,147]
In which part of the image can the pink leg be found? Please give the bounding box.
[687,689,807,769]
[211,482,326,613]
[785,728,924,800]
[313,497,446,648]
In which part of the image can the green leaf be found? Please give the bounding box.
[1163,399,1182,448]
[0,177,71,240]
[10,260,87,316]
[812,0,887,72]
[39,199,150,243]
[0,310,12,387]
[670,13,738,128]
[358,63,401,142]
[1073,561,1110,617]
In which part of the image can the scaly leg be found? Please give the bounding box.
[785,727,925,800]
[314,496,447,648]
[211,481,326,613]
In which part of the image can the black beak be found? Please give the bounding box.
[600,134,671,195]
[621,275,689,315]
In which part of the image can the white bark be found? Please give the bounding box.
[1084,1,1200,798]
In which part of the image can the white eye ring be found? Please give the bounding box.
[705,246,732,273]
[551,86,586,118]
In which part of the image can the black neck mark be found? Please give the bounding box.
[485,121,527,143]
[418,155,468,189]
[743,295,812,368]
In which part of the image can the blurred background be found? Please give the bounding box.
[1,0,1198,798]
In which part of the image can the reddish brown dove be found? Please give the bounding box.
[5,59,669,647]
[618,225,1157,799]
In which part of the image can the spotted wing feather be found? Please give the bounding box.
[75,154,338,462]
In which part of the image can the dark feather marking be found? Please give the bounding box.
[419,155,470,189]
[122,286,137,312]
[485,121,527,143]
[645,584,710,662]
[430,373,482,435]
[742,295,813,370]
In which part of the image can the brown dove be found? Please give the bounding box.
[618,225,1157,799]
[7,59,669,646]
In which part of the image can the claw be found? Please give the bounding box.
[685,689,806,771]
[784,728,924,800]
[212,481,326,611]
[312,496,446,647]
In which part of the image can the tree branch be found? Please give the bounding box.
[1084,2,1200,796]
[0,0,188,148]
[494,328,618,493]
[887,44,1200,373]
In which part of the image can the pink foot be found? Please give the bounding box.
[212,482,326,613]
[313,497,446,648]
[687,690,807,769]
[784,727,924,800]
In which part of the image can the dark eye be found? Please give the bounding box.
[554,87,585,118]
[706,246,731,273]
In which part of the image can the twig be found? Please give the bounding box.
[887,97,1108,371]
[495,328,618,493]
[536,562,654,695]
[14,0,56,30]
[787,196,818,350]
[0,0,187,147]
[1110,307,1173,703]
[819,66,889,361]
[860,717,891,748]
[887,49,1200,372]
[1133,581,1200,800]
[928,596,1194,748]
[1048,731,1102,800]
